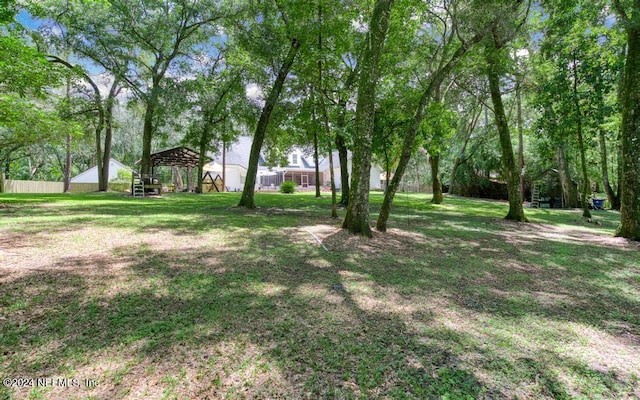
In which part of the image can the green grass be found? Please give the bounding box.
[0,191,638,399]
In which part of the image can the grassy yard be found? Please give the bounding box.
[0,191,638,399]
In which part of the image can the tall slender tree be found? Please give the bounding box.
[47,56,122,191]
[376,2,492,231]
[342,0,395,236]
[570,51,592,218]
[485,26,528,222]
[613,0,640,240]
[236,0,306,208]
[237,38,301,208]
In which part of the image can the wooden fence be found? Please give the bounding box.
[2,180,128,194]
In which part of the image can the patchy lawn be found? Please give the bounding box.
[0,192,638,399]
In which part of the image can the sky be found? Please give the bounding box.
[13,8,263,103]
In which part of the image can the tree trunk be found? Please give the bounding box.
[486,42,527,222]
[557,144,579,208]
[175,167,183,191]
[576,124,592,218]
[238,38,301,208]
[63,134,72,193]
[0,161,5,194]
[140,83,160,176]
[516,77,525,202]
[316,108,338,217]
[335,61,359,206]
[429,152,443,203]
[99,79,120,191]
[222,140,226,192]
[196,75,236,194]
[47,56,108,191]
[598,128,620,210]
[96,117,105,191]
[99,107,112,191]
[335,124,350,206]
[449,138,470,196]
[384,144,391,192]
[342,0,395,237]
[328,146,338,218]
[616,23,640,240]
[616,136,622,201]
[316,2,338,217]
[571,55,592,218]
[196,121,212,194]
[375,29,487,231]
[314,128,321,197]
[449,157,461,195]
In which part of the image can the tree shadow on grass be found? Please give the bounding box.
[2,195,639,398]
[1,237,490,399]
[1,194,343,238]
[318,223,640,397]
[325,222,640,335]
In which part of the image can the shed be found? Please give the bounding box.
[532,169,578,208]
[71,158,134,183]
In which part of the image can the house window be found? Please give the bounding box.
[292,154,298,165]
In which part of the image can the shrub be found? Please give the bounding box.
[280,181,296,194]
[112,169,133,183]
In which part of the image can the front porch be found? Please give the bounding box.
[259,169,318,189]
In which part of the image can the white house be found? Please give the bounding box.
[204,137,382,191]
[205,136,319,191]
[71,158,134,183]
[203,136,257,192]
[318,151,383,190]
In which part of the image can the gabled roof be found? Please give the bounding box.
[208,136,321,171]
[318,150,352,171]
[209,136,265,170]
[147,147,207,168]
[278,150,317,170]
[71,158,134,183]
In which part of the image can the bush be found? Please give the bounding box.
[279,181,296,194]
[111,169,133,183]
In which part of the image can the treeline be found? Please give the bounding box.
[1,0,638,240]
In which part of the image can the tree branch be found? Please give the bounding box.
[613,0,629,22]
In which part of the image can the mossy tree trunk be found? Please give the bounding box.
[486,34,527,222]
[342,0,395,236]
[598,128,620,210]
[614,6,640,239]
[429,152,443,204]
[140,82,160,175]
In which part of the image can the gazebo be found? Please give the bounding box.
[134,147,209,194]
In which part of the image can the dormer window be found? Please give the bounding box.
[292,154,298,165]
